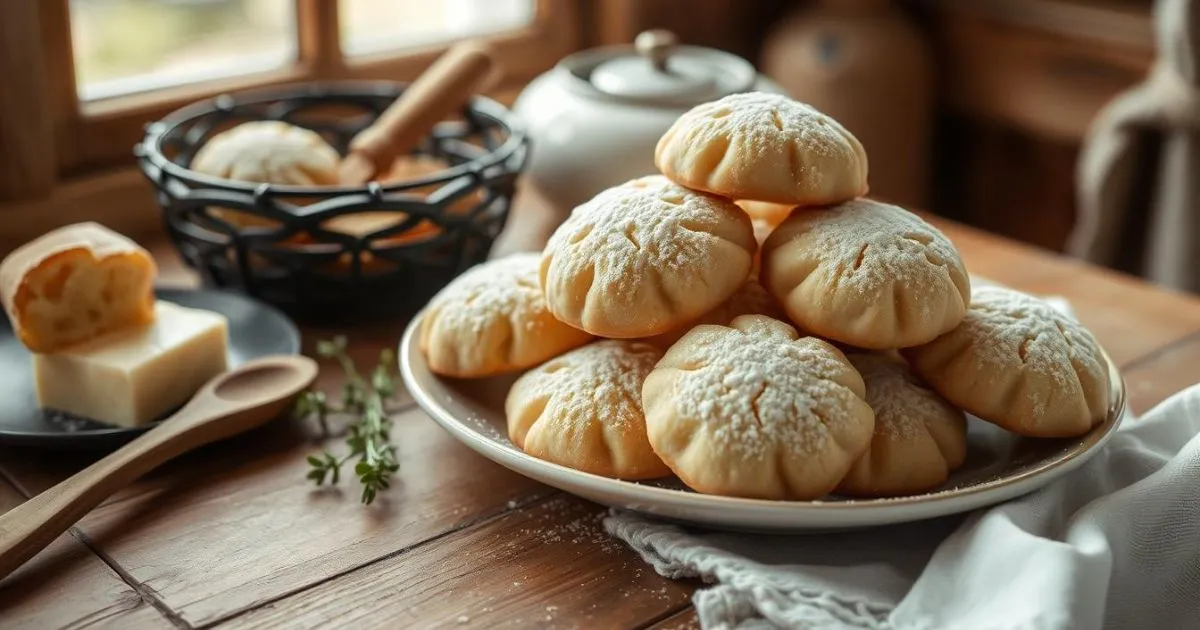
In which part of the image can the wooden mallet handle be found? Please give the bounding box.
[339,40,497,185]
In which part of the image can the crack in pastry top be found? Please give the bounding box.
[767,199,967,322]
[678,92,845,156]
[665,316,865,461]
[949,286,1106,416]
[656,92,867,200]
[427,253,549,336]
[542,175,753,325]
[522,341,660,435]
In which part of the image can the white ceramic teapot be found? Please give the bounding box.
[512,30,786,214]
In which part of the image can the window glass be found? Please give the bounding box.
[70,0,296,101]
[340,0,535,57]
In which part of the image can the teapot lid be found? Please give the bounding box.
[565,30,757,106]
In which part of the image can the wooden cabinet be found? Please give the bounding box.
[934,5,1152,143]
[923,0,1155,250]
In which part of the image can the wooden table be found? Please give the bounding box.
[2,216,1199,630]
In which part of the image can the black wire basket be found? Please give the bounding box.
[135,80,528,324]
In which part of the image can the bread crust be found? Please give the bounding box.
[0,222,157,353]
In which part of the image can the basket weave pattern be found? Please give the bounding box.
[136,81,528,322]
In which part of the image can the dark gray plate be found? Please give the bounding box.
[0,288,300,448]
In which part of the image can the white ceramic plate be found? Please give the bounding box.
[399,315,1127,533]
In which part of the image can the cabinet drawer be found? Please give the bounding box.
[935,11,1154,141]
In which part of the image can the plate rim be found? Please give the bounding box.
[0,286,301,444]
[400,311,1127,518]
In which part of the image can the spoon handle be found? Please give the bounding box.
[0,396,246,581]
[0,355,317,582]
[339,39,497,184]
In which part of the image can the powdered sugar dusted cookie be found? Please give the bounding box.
[540,175,756,338]
[192,121,341,228]
[903,286,1110,438]
[656,93,868,206]
[420,253,592,378]
[642,279,786,348]
[642,314,875,500]
[761,199,970,349]
[836,353,967,497]
[506,340,670,480]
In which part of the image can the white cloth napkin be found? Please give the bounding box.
[603,297,1200,630]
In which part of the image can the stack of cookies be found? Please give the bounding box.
[419,92,1112,500]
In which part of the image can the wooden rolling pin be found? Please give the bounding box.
[339,40,498,185]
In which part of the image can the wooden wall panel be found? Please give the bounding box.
[0,1,57,200]
[585,0,791,61]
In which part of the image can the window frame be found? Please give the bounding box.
[0,0,580,248]
[53,0,579,173]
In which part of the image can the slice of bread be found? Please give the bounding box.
[0,222,157,353]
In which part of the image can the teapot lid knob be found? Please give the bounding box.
[582,28,755,104]
[635,30,678,72]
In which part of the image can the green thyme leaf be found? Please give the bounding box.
[296,336,400,505]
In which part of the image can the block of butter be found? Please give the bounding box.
[34,300,229,427]
[0,222,157,353]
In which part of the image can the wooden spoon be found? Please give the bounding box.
[339,40,498,185]
[0,355,319,581]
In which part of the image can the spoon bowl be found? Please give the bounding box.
[214,361,314,403]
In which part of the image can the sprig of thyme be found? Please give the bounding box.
[296,336,399,504]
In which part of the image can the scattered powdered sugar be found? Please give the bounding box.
[514,497,624,554]
[656,92,866,201]
[768,199,967,323]
[667,316,865,460]
[426,252,548,338]
[464,412,505,441]
[672,92,849,159]
[509,341,663,474]
[950,286,1107,414]
[542,175,753,330]
[847,353,959,441]
[516,341,660,435]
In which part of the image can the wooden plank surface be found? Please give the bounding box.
[1,214,1199,630]
[0,0,56,200]
[0,477,172,630]
[68,407,549,627]
[220,496,695,630]
[1124,333,1200,416]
